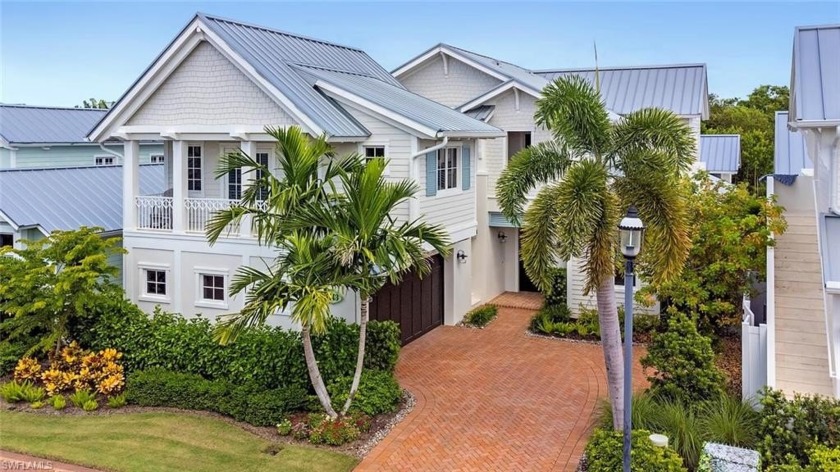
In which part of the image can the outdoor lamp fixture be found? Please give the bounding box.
[497,231,508,243]
[618,205,645,472]
[456,250,468,263]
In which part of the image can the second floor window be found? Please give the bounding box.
[95,156,114,166]
[150,154,164,164]
[228,168,242,200]
[188,146,202,191]
[436,147,459,191]
[256,152,270,200]
[364,146,385,163]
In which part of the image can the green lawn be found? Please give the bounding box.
[0,410,358,472]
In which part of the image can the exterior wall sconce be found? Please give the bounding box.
[497,231,507,243]
[456,250,468,263]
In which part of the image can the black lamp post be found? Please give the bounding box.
[618,205,644,472]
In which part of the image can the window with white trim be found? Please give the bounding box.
[150,154,164,164]
[187,145,202,191]
[255,151,270,200]
[95,156,115,166]
[364,146,385,163]
[436,147,459,191]
[200,274,225,301]
[228,168,242,200]
[145,269,167,296]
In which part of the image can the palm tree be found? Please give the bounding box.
[496,76,694,429]
[207,126,360,418]
[290,157,450,415]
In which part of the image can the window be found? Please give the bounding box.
[364,146,385,163]
[201,274,225,301]
[436,147,459,191]
[0,234,12,247]
[95,156,115,166]
[255,152,270,201]
[145,270,166,296]
[187,145,202,191]
[150,154,164,164]
[228,168,242,200]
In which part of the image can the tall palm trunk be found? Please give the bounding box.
[341,296,369,415]
[302,324,338,418]
[596,277,625,430]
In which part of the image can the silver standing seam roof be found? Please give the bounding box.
[774,111,812,178]
[791,25,840,122]
[699,135,741,173]
[0,164,165,233]
[1,105,107,144]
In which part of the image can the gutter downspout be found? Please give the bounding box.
[830,126,840,216]
[408,136,449,221]
[98,143,124,163]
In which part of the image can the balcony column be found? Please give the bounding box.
[172,140,189,233]
[123,140,140,231]
[239,140,258,238]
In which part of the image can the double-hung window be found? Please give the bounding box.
[255,151,270,201]
[228,168,242,200]
[95,156,115,166]
[187,145,202,192]
[436,147,459,191]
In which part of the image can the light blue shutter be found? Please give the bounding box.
[425,150,437,196]
[461,144,471,190]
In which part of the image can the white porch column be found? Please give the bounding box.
[239,140,258,238]
[172,140,188,233]
[123,140,140,231]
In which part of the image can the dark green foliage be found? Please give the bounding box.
[327,370,401,417]
[308,414,360,446]
[542,267,567,307]
[125,368,308,427]
[0,338,28,376]
[585,428,686,471]
[80,306,400,391]
[462,305,498,328]
[531,305,660,342]
[758,388,840,468]
[530,304,571,333]
[641,312,724,403]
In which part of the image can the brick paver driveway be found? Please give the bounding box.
[356,300,647,472]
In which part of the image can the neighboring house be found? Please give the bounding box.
[86,13,503,338]
[699,134,741,183]
[0,104,164,169]
[763,24,840,398]
[0,164,166,280]
[393,44,709,315]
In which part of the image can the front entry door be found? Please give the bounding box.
[518,234,539,292]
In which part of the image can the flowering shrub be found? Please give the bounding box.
[14,342,125,398]
[308,414,360,446]
[277,419,293,436]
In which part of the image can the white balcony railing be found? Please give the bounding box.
[136,196,173,230]
[185,198,241,235]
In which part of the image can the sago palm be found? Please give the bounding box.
[207,126,360,418]
[290,157,450,415]
[497,76,694,429]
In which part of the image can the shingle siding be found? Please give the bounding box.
[128,42,297,127]
[400,55,502,109]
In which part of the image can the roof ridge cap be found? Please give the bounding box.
[536,63,707,73]
[0,104,108,111]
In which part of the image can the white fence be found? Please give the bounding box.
[185,198,241,235]
[136,196,173,230]
[742,297,768,400]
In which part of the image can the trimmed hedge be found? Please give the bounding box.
[125,368,308,426]
[327,370,402,416]
[463,305,498,328]
[74,300,400,392]
[585,428,686,472]
[759,388,840,468]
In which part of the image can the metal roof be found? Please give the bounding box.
[699,135,741,173]
[820,215,840,285]
[464,105,495,122]
[774,111,812,176]
[791,25,840,122]
[536,64,709,118]
[0,164,165,233]
[299,67,503,136]
[444,44,550,94]
[1,105,107,144]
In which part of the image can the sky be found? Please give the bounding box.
[1,1,838,108]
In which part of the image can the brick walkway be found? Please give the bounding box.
[356,301,647,472]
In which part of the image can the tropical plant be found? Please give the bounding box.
[69,390,96,408]
[462,304,498,328]
[585,428,686,471]
[497,75,694,428]
[288,157,449,415]
[0,227,124,356]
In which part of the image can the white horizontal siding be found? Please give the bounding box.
[567,256,658,316]
[417,139,476,237]
[399,55,501,109]
[9,144,163,168]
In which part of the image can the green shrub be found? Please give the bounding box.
[50,395,66,410]
[641,312,724,403]
[463,305,498,328]
[0,380,27,403]
[107,393,127,408]
[698,394,759,448]
[308,415,360,446]
[126,368,308,427]
[758,388,840,468]
[530,304,571,334]
[0,340,29,376]
[328,370,402,416]
[82,399,99,411]
[585,428,686,472]
[79,306,400,391]
[767,446,840,472]
[69,390,96,408]
[277,418,293,436]
[19,383,45,403]
[30,400,45,409]
[543,268,567,307]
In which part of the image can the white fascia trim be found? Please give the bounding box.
[458,82,541,113]
[0,209,20,231]
[790,120,840,129]
[439,130,505,138]
[393,46,509,83]
[317,81,439,139]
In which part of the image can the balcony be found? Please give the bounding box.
[135,195,248,238]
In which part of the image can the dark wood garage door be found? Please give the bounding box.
[370,255,444,345]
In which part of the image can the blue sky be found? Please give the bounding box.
[1,1,838,107]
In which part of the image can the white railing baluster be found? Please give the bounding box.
[184,198,241,236]
[135,196,174,230]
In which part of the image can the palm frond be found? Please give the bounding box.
[535,75,612,158]
[496,141,575,224]
[611,108,696,176]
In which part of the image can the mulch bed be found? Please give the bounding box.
[715,335,742,397]
[526,329,652,345]
[1,390,415,458]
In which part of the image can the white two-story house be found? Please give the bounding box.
[393,44,709,314]
[86,13,503,342]
[765,24,840,398]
